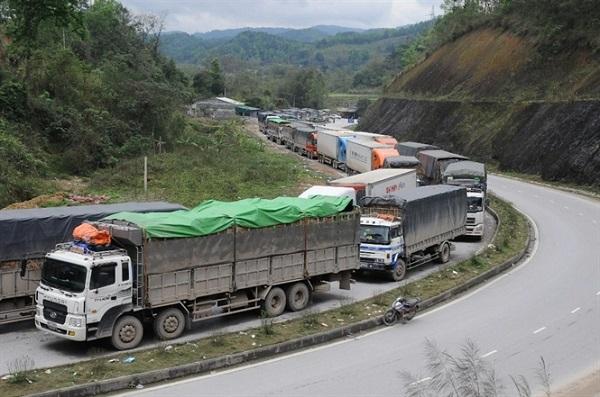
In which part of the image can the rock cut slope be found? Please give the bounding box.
[360,28,600,186]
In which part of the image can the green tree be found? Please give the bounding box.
[208,58,224,96]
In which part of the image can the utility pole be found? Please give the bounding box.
[430,5,435,19]
[143,156,148,194]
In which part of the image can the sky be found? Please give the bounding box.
[119,0,443,34]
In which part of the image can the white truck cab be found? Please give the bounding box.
[359,216,405,281]
[35,244,132,342]
[465,189,485,238]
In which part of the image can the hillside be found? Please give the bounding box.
[360,27,600,186]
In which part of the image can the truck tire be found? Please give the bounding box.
[111,315,143,350]
[437,242,450,264]
[262,287,286,317]
[153,307,186,340]
[286,282,310,312]
[390,260,407,281]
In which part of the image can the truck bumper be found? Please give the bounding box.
[465,224,484,236]
[35,312,87,341]
[359,261,391,271]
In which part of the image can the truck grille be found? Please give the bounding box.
[360,257,377,263]
[43,300,67,325]
[466,217,476,225]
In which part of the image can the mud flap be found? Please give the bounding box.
[339,270,352,290]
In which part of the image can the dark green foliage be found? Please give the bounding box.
[277,68,326,109]
[0,0,192,206]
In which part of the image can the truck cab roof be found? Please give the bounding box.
[47,243,128,269]
[360,216,399,228]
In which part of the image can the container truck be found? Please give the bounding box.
[35,197,360,350]
[443,161,487,238]
[299,186,357,205]
[396,142,439,157]
[345,139,399,174]
[0,202,185,326]
[328,168,417,203]
[417,150,468,185]
[265,117,290,143]
[316,129,354,169]
[352,131,397,146]
[359,186,466,281]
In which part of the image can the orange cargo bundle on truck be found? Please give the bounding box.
[372,147,400,169]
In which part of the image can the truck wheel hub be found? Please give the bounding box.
[120,324,136,342]
[163,316,179,333]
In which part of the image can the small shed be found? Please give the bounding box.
[188,97,245,119]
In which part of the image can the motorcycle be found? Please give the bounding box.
[382,296,420,325]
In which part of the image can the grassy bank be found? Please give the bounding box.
[86,118,321,207]
[0,195,528,396]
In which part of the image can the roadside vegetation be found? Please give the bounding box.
[0,194,529,397]
[88,118,321,206]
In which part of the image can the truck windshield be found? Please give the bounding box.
[360,225,390,245]
[467,197,483,213]
[41,259,87,293]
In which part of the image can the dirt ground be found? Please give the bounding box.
[551,370,600,397]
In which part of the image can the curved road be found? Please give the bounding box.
[123,175,600,396]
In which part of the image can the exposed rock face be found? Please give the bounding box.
[360,28,600,186]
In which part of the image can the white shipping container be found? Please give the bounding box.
[329,168,417,201]
[316,129,346,160]
[345,139,389,174]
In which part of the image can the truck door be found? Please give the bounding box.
[87,263,118,323]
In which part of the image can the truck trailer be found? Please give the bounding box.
[315,129,354,169]
[359,185,467,281]
[443,161,488,238]
[0,202,185,326]
[417,150,468,185]
[35,197,360,350]
[345,139,399,174]
[383,155,420,169]
[396,142,439,157]
[328,168,417,202]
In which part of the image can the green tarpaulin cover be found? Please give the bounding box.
[106,196,352,238]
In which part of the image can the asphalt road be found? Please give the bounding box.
[0,216,494,374]
[120,175,600,396]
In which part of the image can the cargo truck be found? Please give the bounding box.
[359,186,467,281]
[292,124,318,159]
[328,168,417,203]
[265,117,290,143]
[35,197,360,350]
[315,129,354,169]
[345,139,400,174]
[417,150,468,185]
[396,142,439,157]
[0,202,185,326]
[443,161,487,238]
[352,131,397,146]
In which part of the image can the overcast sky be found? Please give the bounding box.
[119,0,443,34]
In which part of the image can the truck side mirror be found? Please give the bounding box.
[20,260,27,278]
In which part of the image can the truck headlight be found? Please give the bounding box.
[68,317,83,328]
[376,258,385,263]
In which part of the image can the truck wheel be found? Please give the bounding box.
[153,307,186,340]
[438,242,450,264]
[262,287,286,317]
[390,260,407,281]
[111,315,143,350]
[286,283,310,312]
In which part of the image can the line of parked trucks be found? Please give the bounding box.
[0,114,488,351]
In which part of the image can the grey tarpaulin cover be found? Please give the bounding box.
[383,155,420,168]
[361,185,466,248]
[417,150,468,182]
[395,142,439,157]
[0,202,185,261]
[442,161,486,180]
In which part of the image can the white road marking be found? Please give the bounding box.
[533,194,540,198]
[550,200,555,204]
[481,350,498,358]
[571,307,581,314]
[533,327,546,334]
[578,212,583,216]
[563,206,569,210]
[593,220,598,225]
[410,377,432,386]
[596,291,600,296]
[517,190,523,193]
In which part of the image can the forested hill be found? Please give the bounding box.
[159,21,433,92]
[359,0,600,187]
[0,0,191,207]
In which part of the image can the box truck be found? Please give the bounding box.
[299,186,357,205]
[359,186,467,280]
[396,142,439,157]
[35,197,360,350]
[417,150,468,185]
